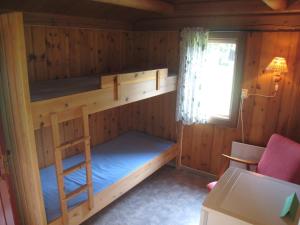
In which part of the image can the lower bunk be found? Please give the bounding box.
[40,131,178,225]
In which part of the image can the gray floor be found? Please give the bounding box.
[82,166,213,225]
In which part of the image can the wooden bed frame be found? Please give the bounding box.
[0,12,179,225]
[31,68,177,130]
[50,144,178,225]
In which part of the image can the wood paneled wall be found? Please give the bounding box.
[128,92,177,141]
[25,25,135,81]
[25,26,179,80]
[132,31,179,74]
[132,31,300,176]
[25,22,300,176]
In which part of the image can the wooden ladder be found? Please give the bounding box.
[50,106,94,225]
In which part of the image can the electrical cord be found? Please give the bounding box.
[247,92,277,98]
[240,97,245,143]
[240,91,277,143]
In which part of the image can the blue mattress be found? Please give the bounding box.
[40,131,175,222]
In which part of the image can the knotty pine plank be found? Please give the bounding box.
[209,127,226,177]
[166,31,179,74]
[286,33,300,142]
[95,30,109,74]
[68,28,81,77]
[24,26,35,81]
[106,31,121,73]
[46,27,69,79]
[240,32,263,143]
[275,32,299,136]
[133,31,150,70]
[32,26,48,81]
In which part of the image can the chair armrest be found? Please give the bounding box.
[222,154,259,170]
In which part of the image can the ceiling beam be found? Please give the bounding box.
[92,0,174,14]
[134,13,300,31]
[262,0,287,10]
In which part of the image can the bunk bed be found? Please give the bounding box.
[41,131,177,224]
[30,68,178,225]
[0,12,178,225]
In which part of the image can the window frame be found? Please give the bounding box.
[206,31,246,128]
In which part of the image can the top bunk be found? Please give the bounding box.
[30,76,100,102]
[30,68,177,130]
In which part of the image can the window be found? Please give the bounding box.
[203,32,245,127]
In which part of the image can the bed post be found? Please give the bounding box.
[0,12,47,225]
[176,121,184,168]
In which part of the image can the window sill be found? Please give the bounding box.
[207,117,238,128]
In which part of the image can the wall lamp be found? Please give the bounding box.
[265,57,288,92]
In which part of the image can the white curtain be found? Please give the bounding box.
[176,28,210,125]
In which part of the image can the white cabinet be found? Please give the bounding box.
[201,168,300,225]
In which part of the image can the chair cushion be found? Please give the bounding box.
[257,134,300,185]
[207,181,218,192]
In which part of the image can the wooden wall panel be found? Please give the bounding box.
[132,31,179,73]
[25,25,135,81]
[131,31,300,176]
[129,92,177,142]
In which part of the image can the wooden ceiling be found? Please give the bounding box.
[1,0,300,25]
[0,0,300,22]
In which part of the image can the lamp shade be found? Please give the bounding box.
[266,57,288,73]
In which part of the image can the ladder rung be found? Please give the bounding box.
[65,184,89,201]
[57,136,90,151]
[63,162,87,176]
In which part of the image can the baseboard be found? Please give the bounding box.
[166,162,217,180]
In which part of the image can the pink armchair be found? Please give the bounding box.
[207,134,300,191]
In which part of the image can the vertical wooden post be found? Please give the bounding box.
[113,76,119,100]
[0,12,47,225]
[176,121,184,168]
[50,113,68,225]
[156,70,160,90]
[81,106,94,210]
